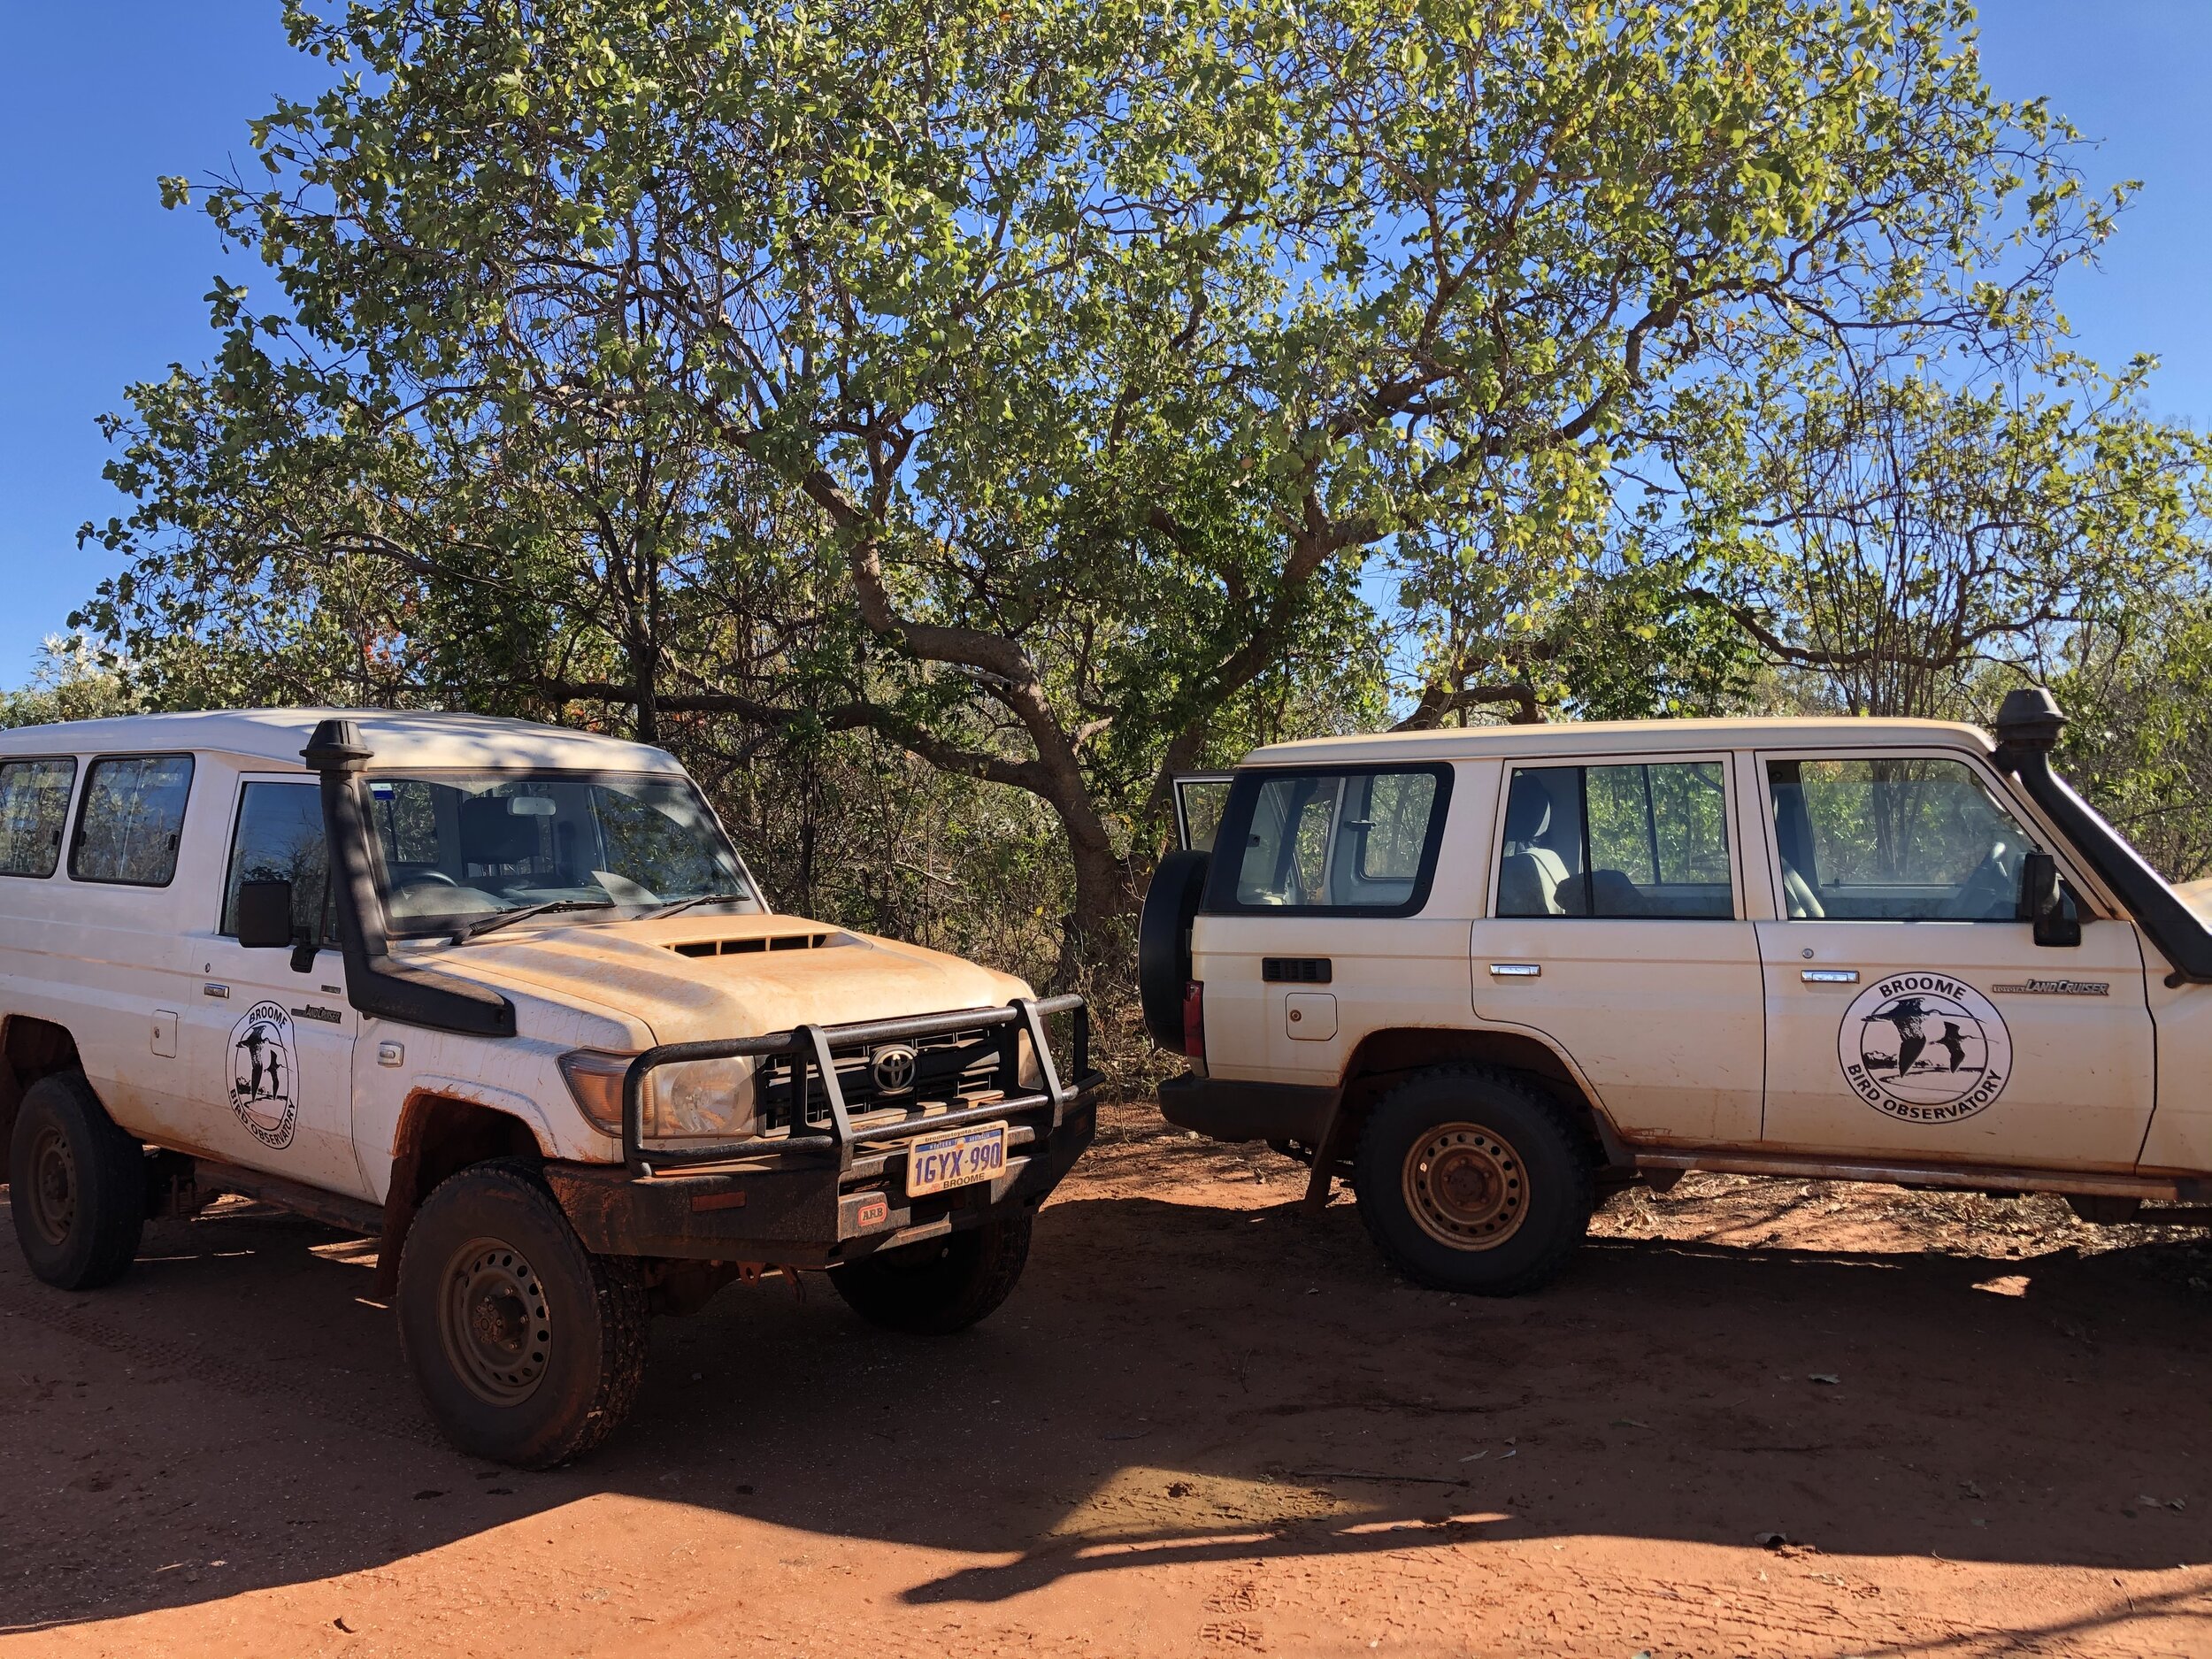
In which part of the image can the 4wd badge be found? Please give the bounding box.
[1838,974,2010,1124]
[228,1001,299,1149]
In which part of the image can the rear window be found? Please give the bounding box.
[71,755,195,887]
[0,757,76,878]
[1208,765,1450,915]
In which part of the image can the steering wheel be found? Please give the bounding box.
[394,871,461,891]
[1940,840,2017,920]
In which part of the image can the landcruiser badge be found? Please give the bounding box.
[1990,978,2109,996]
[1839,975,2010,1124]
[871,1044,918,1094]
[228,1001,299,1148]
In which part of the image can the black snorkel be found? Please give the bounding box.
[303,717,518,1035]
[1991,687,2212,987]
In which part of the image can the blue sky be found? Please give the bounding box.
[0,2,2207,689]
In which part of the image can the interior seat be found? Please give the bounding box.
[1497,780,1573,916]
[1780,860,1825,918]
[459,795,541,872]
[1588,868,1648,916]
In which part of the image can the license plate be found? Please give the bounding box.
[905,1122,1007,1197]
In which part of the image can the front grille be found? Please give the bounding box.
[757,1023,1013,1134]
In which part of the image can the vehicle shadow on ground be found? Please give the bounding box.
[2,1182,2208,1632]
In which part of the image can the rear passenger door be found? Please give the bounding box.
[179,777,368,1198]
[58,753,205,1141]
[1470,756,1764,1145]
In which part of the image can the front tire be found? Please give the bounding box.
[396,1158,648,1468]
[1353,1066,1593,1295]
[9,1071,145,1291]
[831,1210,1032,1333]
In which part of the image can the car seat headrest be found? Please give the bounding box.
[1503,775,1554,846]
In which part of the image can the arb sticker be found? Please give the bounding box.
[229,1001,299,1148]
[1838,973,2010,1124]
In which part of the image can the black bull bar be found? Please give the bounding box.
[542,996,1101,1265]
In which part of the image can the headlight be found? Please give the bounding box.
[558,1050,759,1141]
[649,1055,759,1139]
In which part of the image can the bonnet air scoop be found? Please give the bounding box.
[668,931,837,958]
[1992,688,2212,985]
[304,717,518,1036]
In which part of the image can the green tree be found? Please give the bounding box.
[1677,356,2212,718]
[2047,590,2212,881]
[81,0,2116,959]
[0,636,139,729]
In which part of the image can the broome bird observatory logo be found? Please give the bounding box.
[1837,974,2011,1124]
[229,1001,299,1148]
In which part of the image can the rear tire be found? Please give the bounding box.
[396,1157,648,1468]
[1353,1066,1593,1296]
[8,1072,145,1291]
[831,1210,1033,1334]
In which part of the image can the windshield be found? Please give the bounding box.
[365,771,759,936]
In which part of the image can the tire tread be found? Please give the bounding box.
[8,1071,145,1291]
[832,1210,1033,1334]
[1353,1064,1594,1296]
[396,1157,648,1468]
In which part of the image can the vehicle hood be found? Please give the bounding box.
[402,914,1028,1046]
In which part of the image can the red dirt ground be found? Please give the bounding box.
[4,1102,2211,1657]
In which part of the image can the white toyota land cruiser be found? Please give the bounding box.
[0,710,1098,1464]
[1140,690,2212,1294]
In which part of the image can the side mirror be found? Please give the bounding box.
[2017,850,2082,949]
[235,879,296,949]
[236,879,321,973]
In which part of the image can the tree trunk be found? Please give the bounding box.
[1056,808,1139,993]
[629,633,660,747]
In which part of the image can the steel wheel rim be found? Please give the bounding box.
[1402,1123,1528,1251]
[25,1125,78,1248]
[439,1237,552,1406]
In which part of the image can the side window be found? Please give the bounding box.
[1768,756,2032,922]
[221,782,334,941]
[1497,762,1733,919]
[1223,767,1448,912]
[71,755,194,887]
[0,758,77,878]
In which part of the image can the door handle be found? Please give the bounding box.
[1801,968,1859,984]
[1487,963,1541,978]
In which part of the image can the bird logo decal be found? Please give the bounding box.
[1837,975,2011,1124]
[228,1001,300,1149]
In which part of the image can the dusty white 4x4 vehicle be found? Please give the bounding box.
[0,710,1097,1464]
[1141,690,2212,1294]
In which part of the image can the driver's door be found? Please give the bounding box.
[1755,749,2155,1168]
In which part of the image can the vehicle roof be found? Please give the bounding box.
[1243,716,1994,767]
[0,708,681,773]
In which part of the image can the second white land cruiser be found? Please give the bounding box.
[1141,690,2212,1294]
[0,709,1098,1464]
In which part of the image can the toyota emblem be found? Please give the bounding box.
[871,1043,918,1094]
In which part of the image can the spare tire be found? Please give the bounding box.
[1139,849,1211,1050]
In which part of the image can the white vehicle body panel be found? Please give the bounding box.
[0,708,1033,1208]
[1183,714,2212,1188]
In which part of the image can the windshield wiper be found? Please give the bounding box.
[638,891,753,922]
[452,898,617,943]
